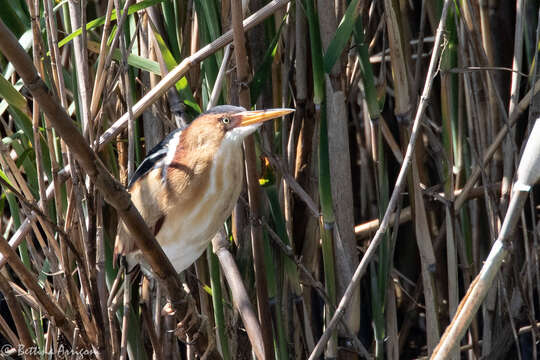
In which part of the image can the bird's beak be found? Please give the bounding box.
[235,108,295,127]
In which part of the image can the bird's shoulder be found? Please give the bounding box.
[127,127,184,189]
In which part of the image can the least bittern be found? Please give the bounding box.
[114,105,294,273]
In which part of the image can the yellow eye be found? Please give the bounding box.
[222,117,230,124]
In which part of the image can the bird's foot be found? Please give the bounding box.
[174,303,197,339]
[161,295,191,318]
[178,314,208,347]
[174,298,208,346]
[161,301,177,317]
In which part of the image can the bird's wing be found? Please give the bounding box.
[115,128,183,266]
[114,175,166,266]
[127,127,183,188]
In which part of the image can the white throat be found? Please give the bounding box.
[225,124,261,143]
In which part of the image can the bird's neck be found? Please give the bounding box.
[166,131,243,195]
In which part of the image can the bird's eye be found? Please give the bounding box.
[221,117,230,124]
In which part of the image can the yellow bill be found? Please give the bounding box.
[235,108,295,127]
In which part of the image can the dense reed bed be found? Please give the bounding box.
[0,0,539,359]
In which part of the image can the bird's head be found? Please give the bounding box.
[185,105,295,147]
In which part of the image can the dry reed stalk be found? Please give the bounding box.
[0,272,39,360]
[90,0,115,120]
[95,195,111,359]
[501,0,526,214]
[411,158,440,354]
[119,271,131,360]
[319,0,359,343]
[0,311,20,349]
[231,0,275,357]
[212,230,265,360]
[28,0,47,213]
[308,1,452,357]
[208,44,232,110]
[67,0,92,140]
[113,0,136,179]
[0,233,77,343]
[0,20,220,358]
[455,78,540,211]
[433,116,540,358]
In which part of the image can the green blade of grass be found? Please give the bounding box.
[323,0,360,73]
[193,0,222,107]
[352,15,381,119]
[57,0,165,49]
[304,0,337,356]
[149,21,201,114]
[250,14,287,105]
[0,75,27,116]
[0,0,29,38]
[304,0,325,105]
[161,0,181,60]
[208,247,231,360]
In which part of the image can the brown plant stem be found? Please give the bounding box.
[89,0,115,120]
[0,273,39,360]
[67,0,92,140]
[0,233,77,344]
[212,230,265,360]
[0,19,220,360]
[231,0,275,357]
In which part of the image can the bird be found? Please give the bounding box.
[114,105,294,275]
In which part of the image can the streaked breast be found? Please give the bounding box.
[158,138,244,272]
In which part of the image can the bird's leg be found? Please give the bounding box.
[173,295,200,341]
[161,294,199,342]
[169,298,213,359]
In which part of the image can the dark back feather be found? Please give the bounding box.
[127,128,183,188]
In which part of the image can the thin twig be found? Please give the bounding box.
[212,230,265,360]
[207,44,232,110]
